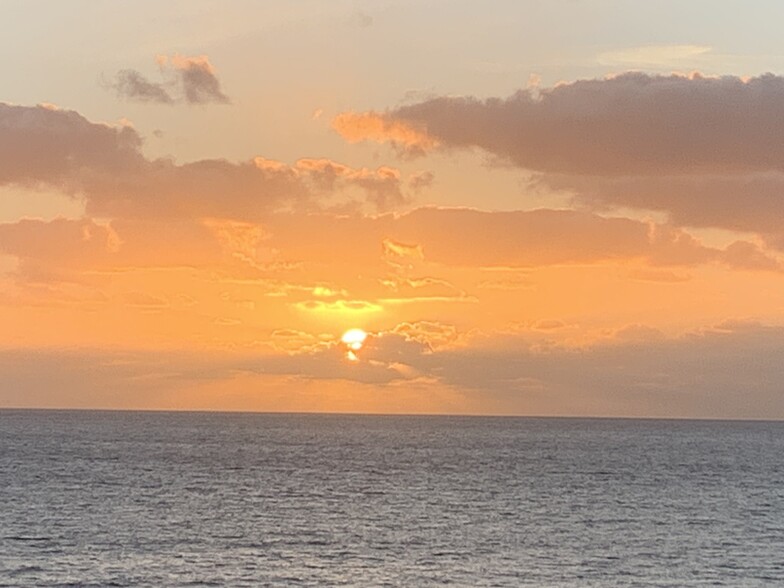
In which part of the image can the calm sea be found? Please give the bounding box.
[1,410,783,586]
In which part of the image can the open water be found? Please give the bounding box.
[1,410,783,586]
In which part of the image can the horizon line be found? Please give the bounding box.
[1,406,782,423]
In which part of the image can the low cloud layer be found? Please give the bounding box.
[3,320,784,418]
[234,320,784,418]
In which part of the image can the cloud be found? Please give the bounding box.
[332,111,437,156]
[293,158,407,209]
[0,348,243,409]
[0,218,120,267]
[168,54,230,105]
[122,291,169,310]
[394,208,688,267]
[719,240,782,271]
[6,320,784,417]
[382,238,424,260]
[476,276,533,291]
[391,321,459,349]
[294,299,382,314]
[379,276,466,303]
[0,103,419,219]
[335,73,784,245]
[337,72,784,175]
[0,206,777,305]
[0,102,143,186]
[302,321,784,418]
[265,207,780,272]
[108,54,229,105]
[533,319,565,331]
[269,328,321,353]
[110,69,174,104]
[8,100,769,282]
[539,172,784,248]
[408,170,435,191]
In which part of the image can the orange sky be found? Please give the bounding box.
[3,2,784,417]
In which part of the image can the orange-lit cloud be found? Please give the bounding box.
[332,111,438,156]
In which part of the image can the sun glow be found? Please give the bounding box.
[341,328,367,361]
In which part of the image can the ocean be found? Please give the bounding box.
[1,410,783,586]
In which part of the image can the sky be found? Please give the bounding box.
[3,0,784,417]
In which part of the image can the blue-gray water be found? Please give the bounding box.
[1,411,783,586]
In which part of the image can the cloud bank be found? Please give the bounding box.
[334,72,784,248]
[336,72,784,175]
[3,320,784,418]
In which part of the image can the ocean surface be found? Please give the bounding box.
[1,411,783,586]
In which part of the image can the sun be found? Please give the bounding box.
[341,328,367,361]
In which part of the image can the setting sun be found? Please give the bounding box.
[341,328,368,361]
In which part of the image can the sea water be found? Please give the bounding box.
[1,410,783,586]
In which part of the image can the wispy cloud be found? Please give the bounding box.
[110,69,174,104]
[107,54,230,105]
[166,54,230,105]
[597,44,712,67]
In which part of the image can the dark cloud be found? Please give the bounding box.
[108,54,230,106]
[357,72,784,175]
[539,172,784,248]
[0,102,143,186]
[0,103,415,219]
[336,72,784,246]
[171,55,230,105]
[110,70,174,104]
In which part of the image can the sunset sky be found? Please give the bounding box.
[3,0,784,417]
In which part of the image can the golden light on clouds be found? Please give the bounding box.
[4,3,784,418]
[332,112,438,154]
